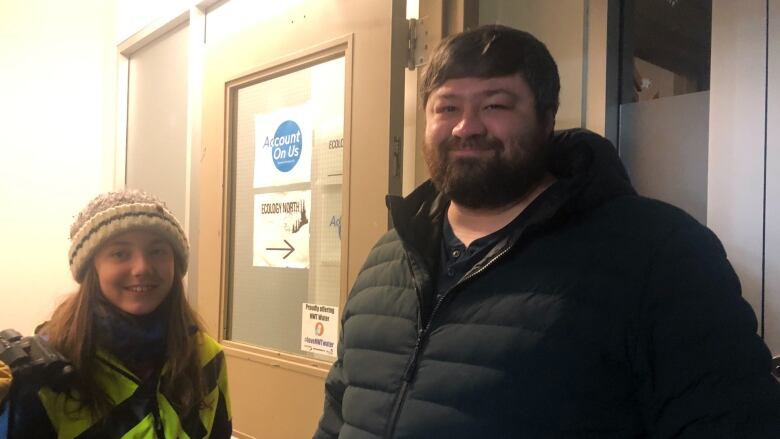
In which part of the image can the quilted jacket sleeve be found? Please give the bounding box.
[7,383,57,438]
[636,220,780,438]
[313,326,347,439]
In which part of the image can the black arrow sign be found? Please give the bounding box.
[266,239,295,259]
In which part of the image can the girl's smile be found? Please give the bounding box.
[93,229,174,315]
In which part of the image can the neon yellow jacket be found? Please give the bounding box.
[15,332,231,438]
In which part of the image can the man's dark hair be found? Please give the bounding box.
[420,25,560,118]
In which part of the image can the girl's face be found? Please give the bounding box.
[93,229,175,316]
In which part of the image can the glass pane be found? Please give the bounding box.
[621,0,711,103]
[618,0,712,225]
[228,56,345,361]
[619,91,709,222]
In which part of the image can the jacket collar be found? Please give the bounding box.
[386,179,448,273]
[385,129,636,261]
[546,128,636,215]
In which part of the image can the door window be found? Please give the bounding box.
[617,0,712,224]
[227,55,345,361]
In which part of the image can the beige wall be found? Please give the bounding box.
[479,0,585,130]
[0,0,117,334]
[0,0,197,335]
[116,0,191,43]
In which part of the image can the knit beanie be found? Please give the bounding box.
[68,189,189,282]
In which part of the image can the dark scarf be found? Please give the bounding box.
[94,295,170,378]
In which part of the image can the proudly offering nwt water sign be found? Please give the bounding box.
[301,302,338,358]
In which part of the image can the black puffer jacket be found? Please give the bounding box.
[314,129,780,438]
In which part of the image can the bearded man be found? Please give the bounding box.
[314,25,780,438]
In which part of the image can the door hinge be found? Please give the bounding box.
[407,17,430,70]
[391,135,402,177]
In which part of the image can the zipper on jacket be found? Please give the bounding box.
[384,256,425,439]
[454,244,513,290]
[383,244,514,438]
[384,379,409,439]
[150,396,165,438]
[402,298,443,383]
[145,371,165,438]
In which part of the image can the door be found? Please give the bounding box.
[125,22,189,222]
[766,0,780,364]
[199,1,407,437]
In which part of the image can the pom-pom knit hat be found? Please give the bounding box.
[68,189,189,282]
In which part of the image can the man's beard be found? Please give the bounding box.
[425,133,549,210]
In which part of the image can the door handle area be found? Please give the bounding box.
[773,356,780,381]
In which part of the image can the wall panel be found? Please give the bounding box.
[707,1,767,328]
[126,23,189,220]
[764,0,778,355]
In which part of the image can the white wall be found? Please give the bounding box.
[115,0,192,43]
[707,1,766,328]
[0,0,117,334]
[0,0,204,335]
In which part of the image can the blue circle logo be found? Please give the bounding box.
[271,120,303,172]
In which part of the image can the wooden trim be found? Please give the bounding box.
[117,10,190,56]
[585,0,609,136]
[230,429,254,439]
[341,34,355,308]
[222,342,331,378]
[114,55,129,189]
[195,0,225,11]
[444,0,479,33]
[224,40,349,88]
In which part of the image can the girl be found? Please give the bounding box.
[11,190,231,438]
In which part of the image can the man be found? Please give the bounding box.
[314,25,780,438]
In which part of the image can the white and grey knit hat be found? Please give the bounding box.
[68,189,189,282]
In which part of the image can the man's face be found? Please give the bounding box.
[423,74,553,209]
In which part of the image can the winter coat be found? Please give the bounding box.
[314,129,780,438]
[9,332,231,439]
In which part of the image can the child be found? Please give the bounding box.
[10,189,231,438]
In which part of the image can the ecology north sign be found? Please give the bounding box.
[253,190,311,269]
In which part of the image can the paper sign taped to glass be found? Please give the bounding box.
[301,302,338,358]
[254,103,313,188]
[253,191,311,268]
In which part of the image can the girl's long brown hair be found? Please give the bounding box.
[43,261,207,418]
